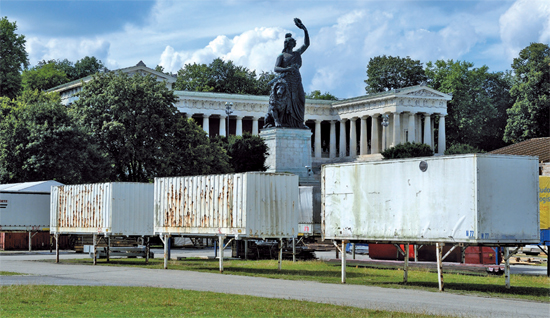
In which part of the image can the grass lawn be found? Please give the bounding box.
[54,257,550,302]
[0,285,448,318]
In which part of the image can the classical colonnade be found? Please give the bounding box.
[175,86,451,161]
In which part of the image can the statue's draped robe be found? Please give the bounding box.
[277,51,305,128]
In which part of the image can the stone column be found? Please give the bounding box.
[381,121,387,151]
[360,116,368,155]
[408,112,416,143]
[314,120,322,158]
[438,115,446,154]
[349,118,357,157]
[392,112,400,147]
[423,113,432,148]
[236,116,243,136]
[329,120,337,159]
[203,114,210,136]
[219,115,227,137]
[339,119,347,158]
[252,117,259,136]
[371,115,380,154]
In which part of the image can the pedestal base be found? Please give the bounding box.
[260,128,312,180]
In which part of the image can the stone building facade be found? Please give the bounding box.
[50,62,451,167]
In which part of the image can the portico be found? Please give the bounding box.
[174,85,451,165]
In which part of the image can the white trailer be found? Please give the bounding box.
[154,172,299,271]
[322,154,539,289]
[50,182,154,264]
[0,181,63,251]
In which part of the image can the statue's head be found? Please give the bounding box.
[283,33,296,51]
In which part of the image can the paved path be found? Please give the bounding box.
[0,252,548,318]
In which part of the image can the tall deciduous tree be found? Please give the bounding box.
[425,60,505,150]
[0,92,109,184]
[22,62,69,91]
[175,58,275,95]
[73,71,231,182]
[365,55,427,94]
[0,17,29,99]
[504,43,550,142]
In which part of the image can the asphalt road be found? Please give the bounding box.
[0,251,548,318]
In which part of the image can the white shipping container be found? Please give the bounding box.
[0,181,62,231]
[322,154,539,244]
[298,186,321,235]
[50,183,154,236]
[154,172,299,238]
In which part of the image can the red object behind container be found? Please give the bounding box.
[0,232,72,250]
[369,243,501,265]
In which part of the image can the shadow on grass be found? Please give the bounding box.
[372,280,550,297]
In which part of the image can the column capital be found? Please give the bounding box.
[236,116,244,120]
[252,116,260,121]
[219,114,227,119]
[203,114,211,118]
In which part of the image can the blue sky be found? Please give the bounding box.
[2,0,549,98]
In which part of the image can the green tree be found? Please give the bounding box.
[175,58,275,95]
[504,43,550,142]
[365,55,427,94]
[0,17,29,99]
[0,93,109,184]
[214,133,269,173]
[425,60,503,150]
[444,143,484,155]
[22,62,69,91]
[73,71,231,181]
[73,56,106,80]
[381,142,433,159]
[306,90,338,100]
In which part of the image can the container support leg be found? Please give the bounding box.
[436,242,444,292]
[50,234,53,253]
[352,243,356,260]
[162,234,169,269]
[292,237,296,263]
[278,238,283,271]
[404,244,409,284]
[414,245,418,262]
[219,235,225,273]
[93,234,97,266]
[28,232,31,252]
[504,247,511,289]
[342,240,347,284]
[145,237,150,264]
[244,239,248,260]
[106,236,110,263]
[55,234,59,263]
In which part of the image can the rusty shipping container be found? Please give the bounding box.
[322,154,540,245]
[50,183,154,236]
[298,186,321,236]
[154,172,299,238]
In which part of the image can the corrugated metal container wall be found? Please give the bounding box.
[50,183,154,236]
[322,154,539,244]
[154,172,299,238]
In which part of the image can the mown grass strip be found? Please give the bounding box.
[55,257,550,302]
[0,285,447,318]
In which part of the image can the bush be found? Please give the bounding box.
[381,142,434,159]
[212,133,269,172]
[444,143,484,155]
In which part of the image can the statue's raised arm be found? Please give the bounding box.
[294,18,309,55]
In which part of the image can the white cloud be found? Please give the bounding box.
[499,0,550,60]
[26,37,110,66]
[159,27,286,74]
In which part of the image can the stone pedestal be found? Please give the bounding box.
[260,128,312,181]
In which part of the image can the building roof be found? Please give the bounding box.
[0,180,64,193]
[489,137,550,162]
[47,61,176,93]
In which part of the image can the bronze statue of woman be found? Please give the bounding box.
[273,18,309,128]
